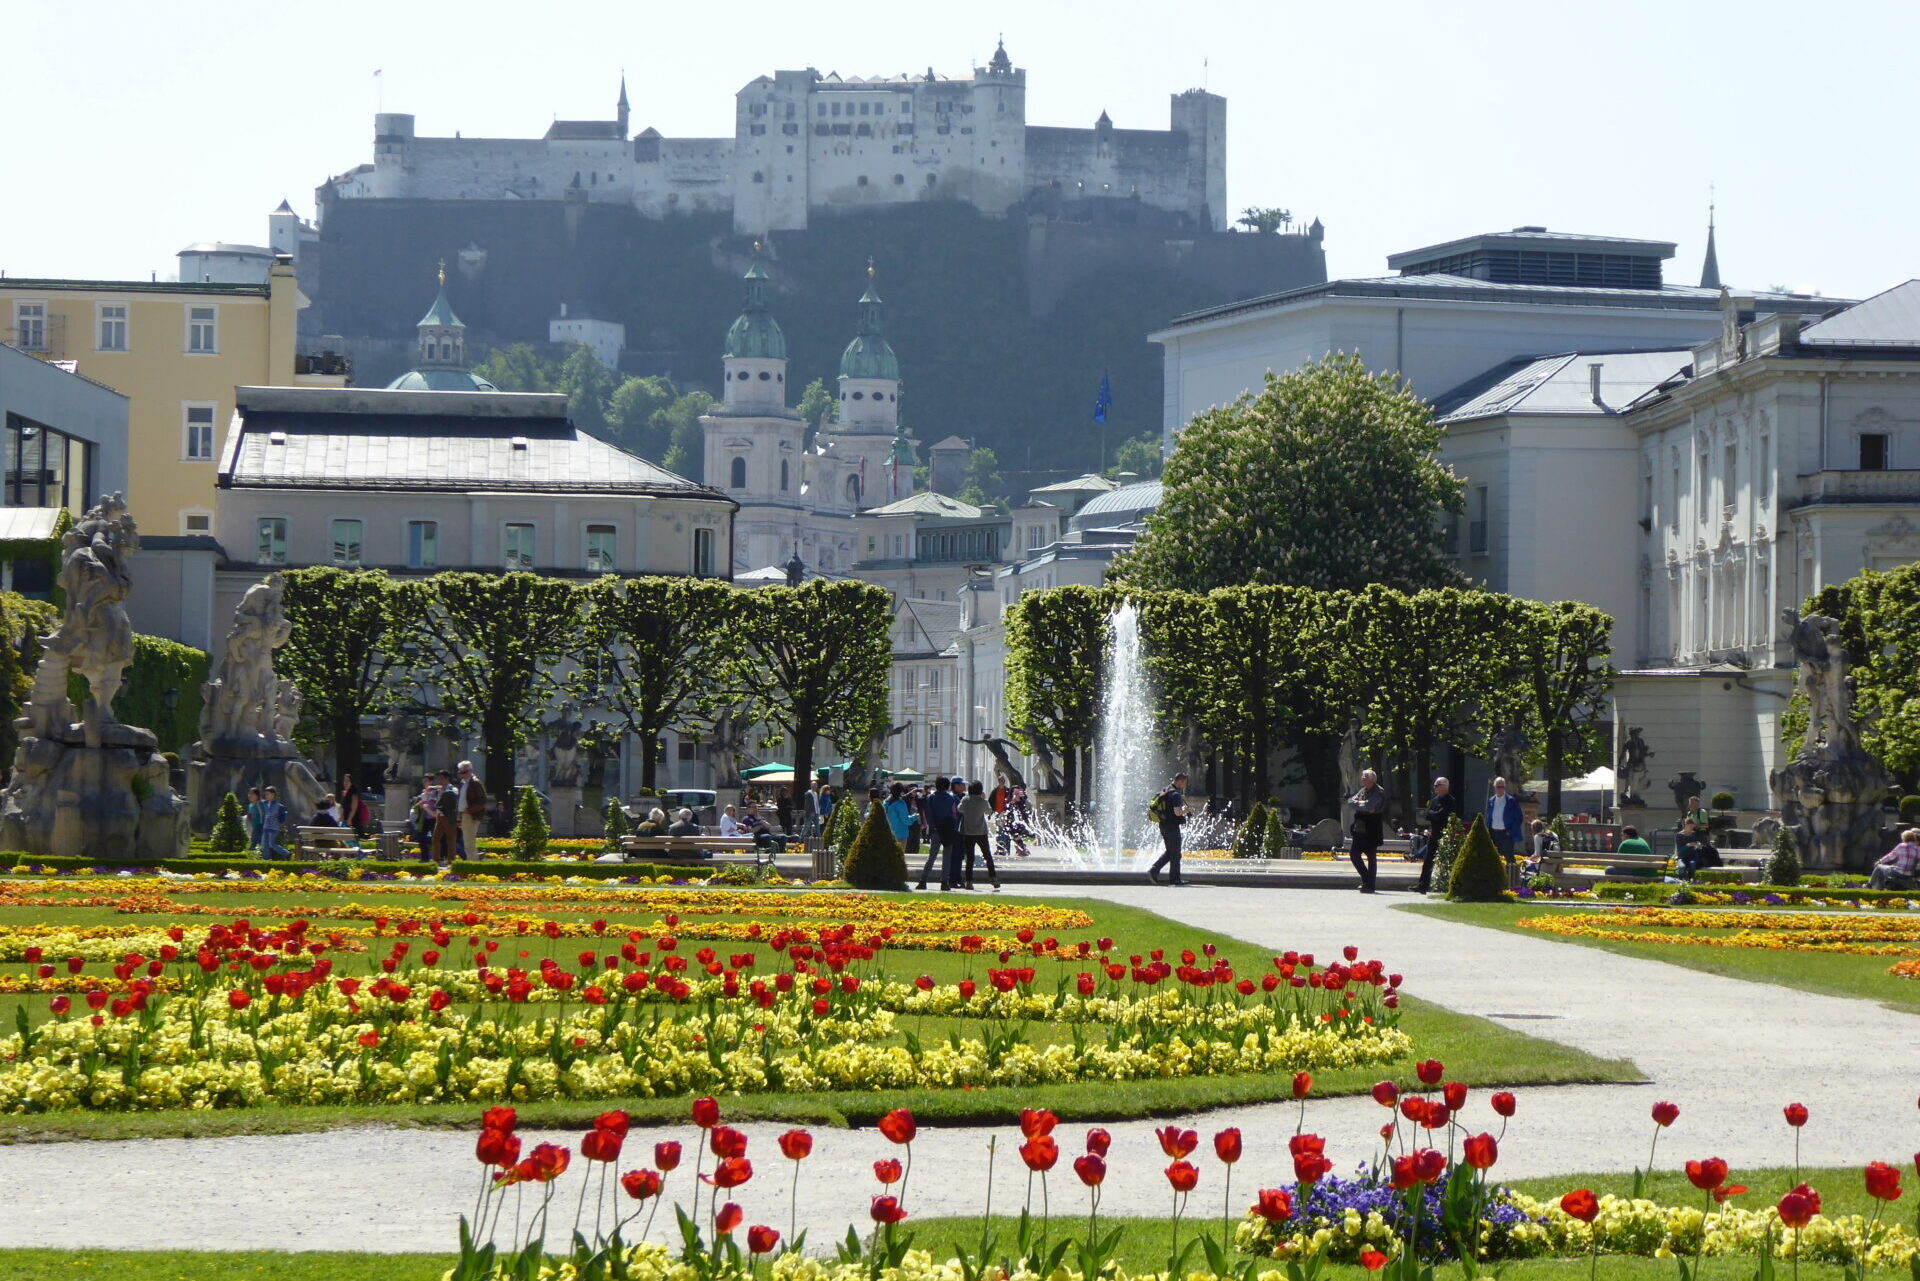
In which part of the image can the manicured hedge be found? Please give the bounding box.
[0,855,735,881]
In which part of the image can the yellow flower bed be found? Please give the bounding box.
[1515,907,1920,957]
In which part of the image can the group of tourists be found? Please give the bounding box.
[877,776,1035,892]
[406,761,488,865]
[244,773,380,861]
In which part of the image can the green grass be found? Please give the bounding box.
[1403,901,1920,1009]
[0,886,1635,1141]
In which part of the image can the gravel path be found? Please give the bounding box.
[3,884,1916,1253]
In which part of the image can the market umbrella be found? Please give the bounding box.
[886,768,927,782]
[739,762,791,780]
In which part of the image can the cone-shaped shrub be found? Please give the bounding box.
[1233,801,1269,859]
[1446,814,1509,902]
[209,792,250,853]
[1430,814,1467,896]
[1264,805,1290,859]
[510,785,550,859]
[840,800,908,890]
[825,791,861,862]
[1766,824,1803,887]
[602,796,630,849]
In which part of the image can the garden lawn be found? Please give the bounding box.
[0,880,1635,1140]
[1404,901,1920,1009]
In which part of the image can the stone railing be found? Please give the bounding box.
[1795,470,1920,505]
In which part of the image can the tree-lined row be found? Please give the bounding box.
[1004,584,1613,818]
[276,569,892,799]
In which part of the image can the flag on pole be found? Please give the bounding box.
[1093,371,1112,424]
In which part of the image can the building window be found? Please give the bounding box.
[256,518,288,565]
[1698,445,1710,523]
[186,305,217,353]
[585,524,617,573]
[729,457,747,489]
[926,722,940,757]
[183,512,212,534]
[183,403,217,461]
[779,459,789,491]
[693,526,715,578]
[12,302,46,351]
[406,520,438,570]
[1469,486,1489,554]
[1756,436,1770,503]
[330,518,363,566]
[1860,433,1890,471]
[96,304,127,351]
[503,523,536,572]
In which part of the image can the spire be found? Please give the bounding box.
[416,261,461,328]
[988,37,1012,74]
[617,73,630,135]
[1699,198,1721,290]
[839,259,901,390]
[857,257,884,332]
[723,240,786,361]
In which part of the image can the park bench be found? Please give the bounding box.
[617,835,757,865]
[295,826,364,860]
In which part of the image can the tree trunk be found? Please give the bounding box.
[1251,724,1271,811]
[1545,732,1565,819]
[791,721,815,818]
[640,730,659,791]
[333,711,359,792]
[483,728,514,811]
[1063,749,1078,816]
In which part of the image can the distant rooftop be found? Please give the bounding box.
[1387,226,1677,289]
[862,490,986,519]
[1435,349,1694,424]
[1797,279,1920,347]
[0,277,269,297]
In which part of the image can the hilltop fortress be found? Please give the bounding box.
[322,41,1227,235]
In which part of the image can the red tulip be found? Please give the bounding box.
[691,1096,720,1129]
[580,1128,624,1163]
[1777,1189,1815,1230]
[1371,1081,1399,1107]
[48,995,70,1015]
[621,1168,663,1201]
[1784,1103,1809,1128]
[1491,1092,1516,1118]
[1389,1154,1417,1188]
[1155,1125,1198,1158]
[1073,1154,1106,1187]
[1289,1133,1325,1156]
[1360,1248,1388,1272]
[747,1225,781,1255]
[1020,1136,1059,1172]
[654,1140,682,1172]
[1787,1182,1821,1216]
[873,1158,903,1185]
[1415,1148,1446,1183]
[85,990,107,1011]
[228,989,251,1011]
[1293,1151,1333,1185]
[1213,1128,1243,1164]
[714,1202,743,1234]
[1085,1127,1111,1157]
[778,1128,813,1161]
[477,1128,518,1167]
[482,1106,518,1134]
[1164,1160,1199,1193]
[1713,1183,1748,1205]
[594,1110,630,1139]
[1560,1189,1600,1223]
[1866,1162,1903,1202]
[1463,1133,1498,1171]
[1415,1059,1444,1085]
[1252,1188,1294,1222]
[1292,1071,1313,1099]
[1019,1108,1058,1138]
[709,1125,748,1159]
[1651,1101,1680,1127]
[877,1108,916,1145]
[706,1156,752,1189]
[527,1143,571,1182]
[1442,1082,1468,1112]
[1685,1158,1729,1192]
[870,1195,908,1225]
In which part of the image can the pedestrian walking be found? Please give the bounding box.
[244,786,265,852]
[454,760,487,861]
[1347,769,1387,893]
[1146,772,1190,886]
[883,783,914,851]
[917,775,957,890]
[956,779,998,891]
[257,786,291,861]
[1485,776,1524,884]
[1415,776,1461,894]
[432,770,463,863]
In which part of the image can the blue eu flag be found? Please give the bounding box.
[1094,371,1112,424]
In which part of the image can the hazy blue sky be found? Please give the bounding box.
[2,0,1912,301]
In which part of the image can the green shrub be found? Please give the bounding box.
[1524,872,1557,891]
[1232,801,1269,859]
[1766,825,1803,887]
[1446,814,1510,902]
[839,800,907,890]
[509,786,550,859]
[602,796,631,849]
[1263,806,1289,859]
[1549,814,1573,851]
[1430,814,1467,896]
[829,792,864,860]
[1710,791,1736,810]
[1900,795,1920,825]
[208,793,250,853]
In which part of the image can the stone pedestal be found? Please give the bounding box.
[549,785,583,838]
[1,723,189,860]
[187,735,327,832]
[384,785,414,824]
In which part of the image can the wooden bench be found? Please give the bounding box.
[617,835,758,865]
[296,825,365,860]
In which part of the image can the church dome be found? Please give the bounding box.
[386,368,499,392]
[724,259,787,360]
[838,280,898,381]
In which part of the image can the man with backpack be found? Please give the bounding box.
[916,774,959,891]
[1145,772,1189,886]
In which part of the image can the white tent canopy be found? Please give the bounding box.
[1526,765,1616,794]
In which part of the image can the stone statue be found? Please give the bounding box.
[1027,729,1067,793]
[1770,608,1892,870]
[382,708,423,783]
[26,493,139,749]
[272,679,302,747]
[1337,723,1363,828]
[546,703,585,788]
[1489,725,1533,799]
[1616,726,1653,807]
[960,733,1027,790]
[1,495,189,859]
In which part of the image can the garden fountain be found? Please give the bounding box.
[1091,600,1161,868]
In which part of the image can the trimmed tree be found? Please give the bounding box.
[1264,806,1290,860]
[1232,801,1270,860]
[1766,825,1803,887]
[510,786,550,860]
[208,792,250,852]
[1514,600,1615,818]
[1446,815,1509,902]
[390,573,583,800]
[1430,814,1467,897]
[1112,354,1464,594]
[278,567,402,785]
[602,796,631,850]
[1004,585,1111,804]
[732,581,893,823]
[839,800,908,890]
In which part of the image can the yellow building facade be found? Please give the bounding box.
[0,261,309,536]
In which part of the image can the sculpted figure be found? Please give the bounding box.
[546,704,585,788]
[1785,608,1852,748]
[960,732,1027,790]
[201,574,292,747]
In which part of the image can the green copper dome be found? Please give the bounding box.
[723,260,787,360]
[838,281,899,381]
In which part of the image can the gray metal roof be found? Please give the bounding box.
[861,491,984,519]
[1069,480,1162,531]
[0,508,60,540]
[1797,280,1920,347]
[223,386,720,498]
[1435,349,1694,423]
[1387,228,1677,272]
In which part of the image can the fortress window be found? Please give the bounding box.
[815,125,829,136]
[784,123,798,135]
[737,371,750,380]
[857,124,871,137]
[893,173,905,185]
[780,460,789,491]
[927,174,937,186]
[818,104,826,116]
[857,175,869,186]
[777,372,783,381]
[729,458,747,489]
[758,371,771,380]
[831,103,841,116]
[753,171,764,183]
[899,124,913,135]
[852,391,865,400]
[859,103,870,115]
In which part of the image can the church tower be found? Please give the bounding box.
[834,264,901,433]
[617,75,630,137]
[415,262,466,371]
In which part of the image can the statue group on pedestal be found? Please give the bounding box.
[1770,608,1891,871]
